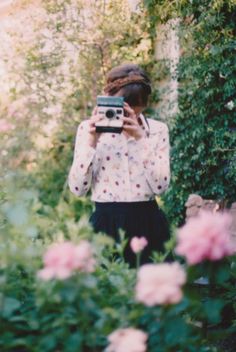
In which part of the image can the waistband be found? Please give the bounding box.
[94,200,158,211]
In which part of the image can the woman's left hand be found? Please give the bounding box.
[123,103,145,140]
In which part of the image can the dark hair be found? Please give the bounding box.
[104,63,152,107]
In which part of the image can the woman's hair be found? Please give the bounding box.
[104,63,152,107]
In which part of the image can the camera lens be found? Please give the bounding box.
[105,109,116,119]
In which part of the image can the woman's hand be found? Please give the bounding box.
[123,102,145,140]
[88,106,102,148]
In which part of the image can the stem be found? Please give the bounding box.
[136,252,141,269]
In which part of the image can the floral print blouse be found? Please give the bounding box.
[68,114,170,202]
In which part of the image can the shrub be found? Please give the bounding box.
[144,0,236,224]
[1,186,236,351]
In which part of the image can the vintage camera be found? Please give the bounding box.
[95,96,124,133]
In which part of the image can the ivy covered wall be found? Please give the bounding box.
[145,0,236,224]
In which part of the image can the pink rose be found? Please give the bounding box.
[130,237,148,253]
[107,327,148,352]
[0,120,14,132]
[74,240,96,273]
[135,262,186,306]
[38,240,96,280]
[175,210,234,265]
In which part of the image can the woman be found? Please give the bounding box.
[68,63,171,267]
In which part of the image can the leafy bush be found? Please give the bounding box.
[145,0,236,224]
[1,184,236,351]
[1,1,236,351]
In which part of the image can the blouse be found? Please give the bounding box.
[68,114,170,202]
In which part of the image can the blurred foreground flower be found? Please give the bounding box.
[107,327,148,352]
[175,210,234,265]
[135,262,186,306]
[0,119,14,132]
[130,236,148,253]
[38,240,96,280]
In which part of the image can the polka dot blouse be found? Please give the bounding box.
[68,114,170,202]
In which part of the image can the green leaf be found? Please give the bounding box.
[163,316,189,346]
[215,262,231,284]
[2,297,21,318]
[4,203,29,226]
[64,332,82,352]
[203,298,225,324]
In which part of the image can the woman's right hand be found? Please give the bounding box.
[88,106,102,148]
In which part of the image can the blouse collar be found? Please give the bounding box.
[139,113,150,137]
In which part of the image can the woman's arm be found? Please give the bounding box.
[68,107,103,197]
[137,122,170,195]
[68,121,96,197]
[121,103,170,195]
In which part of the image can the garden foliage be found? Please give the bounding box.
[0,184,236,351]
[144,0,236,224]
[1,1,236,351]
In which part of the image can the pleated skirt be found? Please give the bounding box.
[89,200,170,267]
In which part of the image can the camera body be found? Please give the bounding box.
[95,96,124,133]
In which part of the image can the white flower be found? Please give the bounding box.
[226,101,234,110]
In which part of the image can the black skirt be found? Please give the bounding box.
[89,200,170,267]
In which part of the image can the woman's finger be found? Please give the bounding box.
[89,125,96,131]
[90,111,100,120]
[123,117,138,125]
[90,114,103,125]
[124,105,136,118]
[123,125,138,131]
[89,126,101,137]
[92,106,98,115]
[124,106,135,116]
[124,102,131,109]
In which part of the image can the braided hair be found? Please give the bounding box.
[104,64,152,107]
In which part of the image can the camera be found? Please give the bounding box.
[95,96,124,133]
